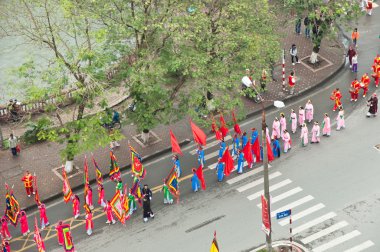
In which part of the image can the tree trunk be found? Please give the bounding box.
[142,129,150,144]
[65,160,74,173]
[310,51,319,64]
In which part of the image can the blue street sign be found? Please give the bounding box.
[276,209,291,220]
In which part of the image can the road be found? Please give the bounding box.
[7,8,380,252]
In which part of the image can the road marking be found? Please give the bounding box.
[257,187,302,207]
[270,195,314,217]
[301,221,349,244]
[204,150,220,160]
[279,203,325,226]
[313,230,361,252]
[248,179,292,201]
[226,165,272,185]
[209,160,248,170]
[189,135,232,155]
[344,240,375,252]
[237,171,281,192]
[292,212,337,235]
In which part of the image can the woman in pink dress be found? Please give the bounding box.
[290,109,297,134]
[279,113,287,137]
[86,186,94,210]
[86,209,94,236]
[300,123,309,147]
[336,106,345,130]
[55,221,64,246]
[72,195,80,219]
[1,217,12,240]
[98,185,106,207]
[38,203,50,229]
[311,121,321,143]
[298,106,305,127]
[105,200,116,225]
[19,210,30,236]
[281,129,292,153]
[305,100,314,123]
[271,117,281,139]
[322,113,331,136]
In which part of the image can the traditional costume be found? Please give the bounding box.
[322,114,331,136]
[128,193,137,215]
[38,204,49,229]
[366,0,373,15]
[216,161,224,182]
[72,195,80,219]
[237,151,244,174]
[85,211,93,236]
[241,132,248,148]
[282,130,291,153]
[311,122,321,143]
[272,139,281,158]
[361,73,371,97]
[85,186,94,210]
[105,201,116,224]
[55,221,64,246]
[298,107,305,126]
[173,155,182,178]
[300,124,309,147]
[197,147,205,166]
[371,63,380,87]
[232,134,240,158]
[336,108,345,130]
[290,110,297,133]
[350,79,361,101]
[271,118,281,139]
[142,194,154,222]
[251,129,261,163]
[98,185,106,207]
[162,183,173,204]
[330,89,342,111]
[279,113,286,137]
[19,211,30,236]
[218,140,226,158]
[305,100,314,122]
[21,172,34,197]
[191,169,200,192]
[1,217,12,240]
[367,93,378,117]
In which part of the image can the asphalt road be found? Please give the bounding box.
[6,8,380,252]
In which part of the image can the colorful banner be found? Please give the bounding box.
[110,191,126,224]
[165,166,179,197]
[109,151,121,181]
[62,224,75,252]
[62,166,72,203]
[129,145,146,179]
[261,195,271,236]
[33,217,45,252]
[5,187,20,227]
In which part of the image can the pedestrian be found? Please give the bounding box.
[116,180,123,196]
[290,109,297,134]
[105,200,116,224]
[359,0,366,11]
[304,16,310,38]
[191,168,200,192]
[21,171,34,198]
[367,93,378,117]
[19,210,30,236]
[241,131,248,148]
[85,208,93,236]
[300,123,309,147]
[8,133,19,157]
[336,106,345,131]
[86,185,94,210]
[305,100,314,123]
[346,45,356,69]
[361,73,371,97]
[330,88,342,111]
[271,117,281,140]
[251,128,261,164]
[279,113,287,137]
[322,113,331,137]
[197,145,205,166]
[350,78,361,102]
[1,217,12,240]
[38,203,50,229]
[162,180,174,204]
[311,122,321,143]
[295,17,302,35]
[142,184,153,201]
[260,69,268,91]
[290,44,300,65]
[352,53,358,73]
[72,195,80,219]
[371,61,380,87]
[128,190,137,215]
[237,149,244,174]
[98,184,106,207]
[232,133,240,158]
[55,221,64,246]
[366,0,373,15]
[216,159,225,182]
[282,129,292,153]
[218,139,226,158]
[288,71,296,95]
[298,106,305,127]
[172,155,182,178]
[272,138,281,158]
[142,188,154,223]
[351,28,359,47]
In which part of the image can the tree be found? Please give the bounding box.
[283,0,361,63]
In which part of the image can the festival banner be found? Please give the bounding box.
[261,194,271,236]
[62,166,73,203]
[62,224,75,252]
[129,145,146,179]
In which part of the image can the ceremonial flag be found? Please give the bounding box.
[169,130,183,156]
[110,191,126,224]
[219,114,229,137]
[34,173,41,206]
[62,224,75,252]
[261,195,271,235]
[84,156,89,200]
[83,203,91,214]
[130,177,143,206]
[210,231,219,252]
[129,145,146,179]
[242,140,253,167]
[252,132,261,162]
[109,151,121,181]
[122,184,130,218]
[232,111,242,135]
[211,117,222,141]
[62,166,73,203]
[165,166,179,197]
[5,184,20,226]
[195,165,206,190]
[190,120,207,146]
[92,156,103,187]
[266,139,274,162]
[220,147,234,176]
[33,216,45,252]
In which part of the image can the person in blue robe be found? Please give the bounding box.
[237,150,244,174]
[191,168,200,192]
[197,146,205,166]
[272,138,281,158]
[232,134,240,158]
[218,139,226,158]
[172,155,182,177]
[241,132,248,148]
[216,160,225,182]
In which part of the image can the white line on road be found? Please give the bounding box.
[204,150,220,160]
[270,195,314,218]
[257,187,302,207]
[189,135,232,155]
[344,240,375,252]
[292,212,337,235]
[313,230,361,252]
[248,179,292,201]
[279,203,325,226]
[301,221,348,244]
[226,165,271,185]
[237,171,281,192]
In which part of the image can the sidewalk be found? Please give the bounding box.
[0,24,345,210]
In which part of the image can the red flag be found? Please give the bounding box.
[211,118,223,140]
[266,139,274,162]
[252,137,261,162]
[219,114,229,137]
[220,147,234,176]
[169,130,183,155]
[195,165,206,190]
[232,111,242,135]
[242,141,253,166]
[261,195,271,235]
[84,156,89,200]
[190,120,207,146]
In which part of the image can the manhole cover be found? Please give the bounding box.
[0,164,23,179]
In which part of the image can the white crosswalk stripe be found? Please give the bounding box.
[313,230,361,252]
[257,187,302,208]
[301,221,348,244]
[189,135,232,155]
[247,179,292,201]
[292,212,336,235]
[344,240,375,252]
[209,161,247,170]
[204,150,220,160]
[226,165,271,185]
[279,203,325,226]
[271,195,314,218]
[237,171,281,192]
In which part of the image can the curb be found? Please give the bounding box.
[251,240,311,252]
[23,139,191,213]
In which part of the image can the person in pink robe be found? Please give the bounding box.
[98,185,106,207]
[279,113,287,137]
[105,201,116,225]
[1,217,12,240]
[72,195,80,219]
[311,121,321,143]
[305,100,314,123]
[85,210,94,236]
[298,106,305,127]
[2,240,10,252]
[86,186,94,210]
[281,129,292,153]
[336,106,345,130]
[322,113,331,136]
[19,211,30,236]
[290,109,297,134]
[300,123,309,147]
[271,117,281,139]
[38,203,50,229]
[55,221,64,246]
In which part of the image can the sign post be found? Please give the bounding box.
[276,209,293,251]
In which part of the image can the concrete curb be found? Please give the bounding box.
[251,240,311,252]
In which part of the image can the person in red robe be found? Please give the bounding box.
[250,128,261,164]
[360,73,371,97]
[72,195,80,219]
[98,185,106,207]
[86,185,94,210]
[85,209,94,236]
[349,78,360,102]
[55,221,64,246]
[105,201,116,225]
[19,211,30,236]
[330,88,342,111]
[38,203,49,229]
[1,217,12,240]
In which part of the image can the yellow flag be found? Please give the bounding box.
[210,237,219,252]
